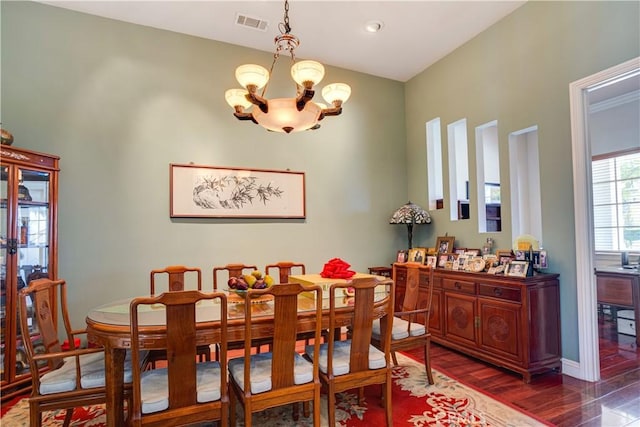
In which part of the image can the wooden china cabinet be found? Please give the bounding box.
[1,145,59,400]
[393,263,561,383]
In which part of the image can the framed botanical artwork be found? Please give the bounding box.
[435,236,455,254]
[505,261,529,277]
[170,164,306,218]
[396,250,408,263]
[408,247,426,264]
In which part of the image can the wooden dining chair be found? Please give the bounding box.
[129,290,229,427]
[371,265,435,385]
[150,265,202,295]
[147,265,210,367]
[213,263,258,290]
[228,282,323,427]
[18,278,133,427]
[260,261,317,350]
[265,261,306,283]
[305,276,395,427]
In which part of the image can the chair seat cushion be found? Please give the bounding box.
[372,316,425,340]
[39,351,133,395]
[305,340,386,376]
[228,352,313,395]
[140,360,222,414]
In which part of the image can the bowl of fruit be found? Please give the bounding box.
[227,270,275,298]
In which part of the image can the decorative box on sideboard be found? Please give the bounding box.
[393,263,561,383]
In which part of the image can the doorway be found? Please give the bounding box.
[570,57,640,382]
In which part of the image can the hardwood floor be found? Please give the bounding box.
[404,316,640,426]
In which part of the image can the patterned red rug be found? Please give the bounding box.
[1,353,549,426]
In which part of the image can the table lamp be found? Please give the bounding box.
[389,201,431,249]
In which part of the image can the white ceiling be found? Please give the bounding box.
[37,0,526,82]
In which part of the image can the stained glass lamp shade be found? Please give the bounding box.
[389,201,431,249]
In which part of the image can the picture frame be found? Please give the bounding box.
[438,253,457,268]
[539,250,548,269]
[396,250,408,263]
[505,261,529,277]
[496,249,513,259]
[437,253,449,268]
[425,255,437,268]
[457,255,468,270]
[170,164,306,218]
[408,247,427,264]
[465,249,481,257]
[454,247,467,255]
[435,236,455,254]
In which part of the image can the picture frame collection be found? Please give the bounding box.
[396,236,548,277]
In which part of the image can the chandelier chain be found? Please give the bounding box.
[283,0,291,33]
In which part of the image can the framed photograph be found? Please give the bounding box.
[425,255,437,268]
[170,164,305,218]
[454,247,467,255]
[435,236,455,254]
[457,255,468,270]
[539,250,548,269]
[505,261,529,277]
[465,249,481,257]
[408,247,426,264]
[496,249,513,258]
[396,250,408,263]
[437,254,449,268]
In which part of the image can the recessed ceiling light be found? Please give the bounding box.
[365,20,384,33]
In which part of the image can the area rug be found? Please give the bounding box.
[1,353,548,426]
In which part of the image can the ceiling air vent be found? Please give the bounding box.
[235,13,268,32]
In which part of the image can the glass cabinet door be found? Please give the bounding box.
[15,168,51,377]
[1,165,8,382]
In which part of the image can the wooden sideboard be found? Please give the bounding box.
[595,268,639,345]
[393,263,561,382]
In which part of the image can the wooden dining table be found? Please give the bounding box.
[86,279,392,427]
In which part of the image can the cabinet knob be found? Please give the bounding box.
[493,287,503,296]
[455,283,462,290]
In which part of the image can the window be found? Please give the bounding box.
[592,150,640,251]
[447,119,469,221]
[475,121,501,232]
[509,126,542,243]
[426,118,444,210]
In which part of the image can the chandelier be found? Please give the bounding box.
[224,0,351,133]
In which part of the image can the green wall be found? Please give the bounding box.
[404,1,640,361]
[1,1,407,328]
[2,0,639,365]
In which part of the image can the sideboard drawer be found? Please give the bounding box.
[478,283,521,302]
[443,278,475,294]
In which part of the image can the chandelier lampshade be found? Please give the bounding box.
[389,201,432,249]
[225,0,351,133]
[235,64,270,90]
[252,98,322,134]
[291,60,325,87]
[322,83,352,105]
